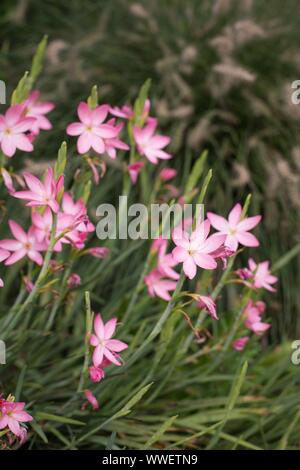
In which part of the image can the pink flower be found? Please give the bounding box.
[13,168,64,213]
[0,105,35,157]
[133,118,171,164]
[67,273,81,287]
[155,239,179,280]
[21,90,54,135]
[84,390,99,410]
[197,295,218,320]
[159,167,177,181]
[90,314,128,367]
[0,248,10,287]
[89,365,105,383]
[128,162,144,184]
[207,203,261,252]
[104,119,129,159]
[110,99,150,121]
[245,258,278,292]
[145,269,177,301]
[244,300,271,336]
[0,220,44,265]
[87,247,109,259]
[232,337,249,351]
[61,193,94,234]
[66,102,119,155]
[0,400,33,438]
[1,168,15,194]
[172,220,226,280]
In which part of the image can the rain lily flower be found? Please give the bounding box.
[172,220,226,280]
[244,300,271,335]
[104,119,129,159]
[0,220,45,265]
[133,118,171,164]
[13,168,64,213]
[145,269,177,301]
[90,314,128,367]
[159,167,177,181]
[197,295,218,320]
[21,90,54,135]
[207,203,261,252]
[0,399,33,438]
[232,337,249,351]
[83,390,99,410]
[0,104,35,157]
[240,258,278,292]
[128,162,144,184]
[66,102,119,154]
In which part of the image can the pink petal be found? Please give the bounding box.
[193,253,217,270]
[91,105,109,125]
[66,122,85,136]
[92,345,104,367]
[77,102,92,125]
[225,235,239,252]
[90,334,99,346]
[14,134,34,152]
[94,314,105,339]
[5,105,23,126]
[23,172,44,195]
[7,418,21,437]
[0,240,22,250]
[207,212,228,232]
[172,246,188,262]
[28,250,43,265]
[77,132,92,154]
[9,220,27,242]
[183,256,197,279]
[236,232,259,247]
[228,203,242,226]
[237,215,261,231]
[91,134,105,154]
[104,318,117,339]
[1,135,16,157]
[103,347,122,366]
[106,339,128,352]
[5,248,27,265]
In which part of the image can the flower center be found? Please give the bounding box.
[4,127,11,135]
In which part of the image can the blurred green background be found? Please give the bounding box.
[0,0,299,336]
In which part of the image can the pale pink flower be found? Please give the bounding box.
[243,258,278,292]
[61,193,94,233]
[244,300,271,335]
[21,90,54,135]
[0,220,45,265]
[89,365,105,383]
[207,203,261,252]
[145,269,177,301]
[128,162,144,184]
[0,400,33,438]
[66,102,119,155]
[172,220,226,280]
[84,390,99,410]
[232,337,249,351]
[159,167,177,181]
[0,248,10,287]
[13,168,64,213]
[0,105,35,157]
[197,295,218,320]
[133,118,171,164]
[31,207,53,244]
[90,314,128,367]
[87,247,109,259]
[104,119,129,159]
[23,276,34,293]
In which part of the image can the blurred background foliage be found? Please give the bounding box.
[0,0,299,333]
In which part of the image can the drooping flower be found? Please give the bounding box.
[133,118,171,164]
[172,220,226,280]
[1,168,15,194]
[0,220,45,266]
[0,105,35,157]
[207,203,261,252]
[13,168,64,213]
[67,273,81,287]
[83,390,99,410]
[110,99,150,121]
[90,314,128,367]
[128,162,144,184]
[197,295,218,320]
[145,269,177,301]
[232,336,249,351]
[0,399,33,438]
[66,102,119,155]
[239,258,278,292]
[159,167,177,181]
[21,90,54,135]
[155,239,179,280]
[243,300,271,335]
[89,365,105,383]
[87,247,109,259]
